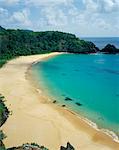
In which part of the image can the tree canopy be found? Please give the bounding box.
[0,26,98,58]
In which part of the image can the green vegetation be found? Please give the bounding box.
[1,26,119,68]
[7,143,49,150]
[0,95,9,127]
[0,95,9,150]
[7,142,75,150]
[0,26,98,67]
[0,130,6,150]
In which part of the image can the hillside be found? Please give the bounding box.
[0,26,99,67]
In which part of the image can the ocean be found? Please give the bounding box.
[32,37,119,140]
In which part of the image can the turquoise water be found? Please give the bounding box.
[32,54,119,136]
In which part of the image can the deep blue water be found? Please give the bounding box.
[81,37,119,49]
[32,54,119,136]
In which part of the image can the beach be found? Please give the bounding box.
[0,52,119,150]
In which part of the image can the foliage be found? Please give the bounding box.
[0,95,9,150]
[0,26,98,68]
[0,130,6,141]
[0,95,9,127]
[7,143,49,150]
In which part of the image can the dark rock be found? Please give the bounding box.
[67,142,75,150]
[75,102,82,106]
[60,146,66,150]
[53,100,57,103]
[60,142,75,150]
[101,44,119,54]
[65,97,73,101]
[62,105,66,107]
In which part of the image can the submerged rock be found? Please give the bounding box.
[62,105,66,107]
[75,102,82,106]
[65,97,73,101]
[53,100,57,103]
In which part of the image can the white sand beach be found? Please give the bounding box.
[0,52,119,150]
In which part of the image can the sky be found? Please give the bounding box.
[0,0,119,37]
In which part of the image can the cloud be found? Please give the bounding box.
[40,7,68,27]
[93,17,110,30]
[26,0,74,29]
[0,7,9,26]
[99,0,119,13]
[83,0,119,13]
[0,7,32,28]
[32,0,119,36]
[83,0,99,12]
[0,0,20,5]
[10,9,32,27]
[0,0,119,36]
[25,0,73,7]
[0,7,8,16]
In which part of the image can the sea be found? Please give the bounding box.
[32,37,119,141]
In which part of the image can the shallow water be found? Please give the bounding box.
[32,54,119,136]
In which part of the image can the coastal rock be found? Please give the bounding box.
[101,44,119,54]
[75,102,82,106]
[60,142,75,150]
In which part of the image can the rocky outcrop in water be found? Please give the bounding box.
[101,44,119,54]
[75,102,82,106]
[65,97,73,101]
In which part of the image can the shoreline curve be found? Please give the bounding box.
[30,53,119,144]
[0,52,119,150]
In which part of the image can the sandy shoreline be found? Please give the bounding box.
[0,52,119,150]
